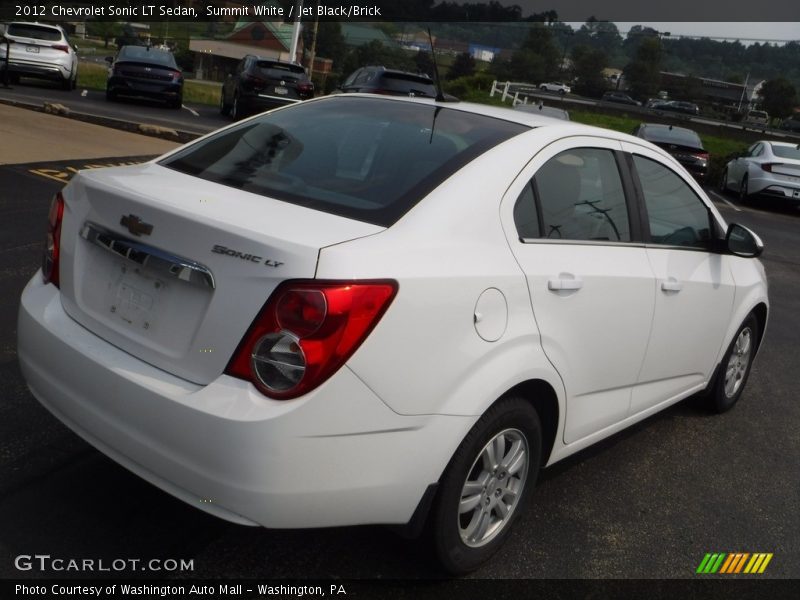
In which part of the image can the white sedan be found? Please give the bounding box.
[18,95,768,574]
[539,81,571,94]
[721,140,800,201]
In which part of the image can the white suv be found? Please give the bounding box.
[539,81,571,94]
[1,22,78,89]
[17,95,768,574]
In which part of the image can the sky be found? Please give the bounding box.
[609,23,800,44]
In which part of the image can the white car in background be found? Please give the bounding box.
[538,81,571,94]
[0,21,78,89]
[18,95,768,574]
[721,140,800,202]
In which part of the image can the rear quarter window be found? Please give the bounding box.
[160,97,529,227]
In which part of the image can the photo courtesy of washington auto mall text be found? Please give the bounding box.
[1,0,799,598]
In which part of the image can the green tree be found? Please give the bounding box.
[495,23,560,83]
[758,78,798,119]
[86,20,121,49]
[571,45,608,98]
[447,52,476,80]
[624,37,662,100]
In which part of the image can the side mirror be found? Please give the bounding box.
[726,223,763,258]
[105,56,113,64]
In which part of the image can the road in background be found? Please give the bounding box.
[0,106,798,580]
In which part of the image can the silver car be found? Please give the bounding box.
[721,140,800,202]
[0,22,78,90]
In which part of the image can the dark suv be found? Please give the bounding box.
[220,56,313,120]
[339,66,436,98]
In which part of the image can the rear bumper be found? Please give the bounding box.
[17,275,471,528]
[239,93,302,115]
[2,58,70,81]
[749,175,800,199]
[107,77,182,100]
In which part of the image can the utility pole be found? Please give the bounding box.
[289,0,303,63]
[738,72,750,112]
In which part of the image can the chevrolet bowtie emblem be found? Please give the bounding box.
[120,214,153,236]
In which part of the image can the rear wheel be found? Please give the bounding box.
[707,315,759,413]
[219,90,231,116]
[105,86,116,102]
[739,175,750,201]
[429,397,541,574]
[719,168,728,193]
[231,94,240,121]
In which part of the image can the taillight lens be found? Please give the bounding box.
[692,152,709,162]
[51,44,70,53]
[297,81,314,95]
[761,163,777,172]
[226,280,398,399]
[42,192,65,287]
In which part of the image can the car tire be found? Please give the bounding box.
[429,396,541,574]
[739,175,750,202]
[169,94,183,109]
[219,91,231,116]
[105,87,116,102]
[559,89,566,96]
[231,94,240,121]
[707,315,759,413]
[719,168,728,193]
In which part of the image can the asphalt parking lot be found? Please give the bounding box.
[0,105,798,585]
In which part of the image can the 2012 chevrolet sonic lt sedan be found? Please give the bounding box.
[18,95,768,573]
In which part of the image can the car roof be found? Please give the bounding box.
[302,94,651,143]
[8,21,63,30]
[763,140,800,148]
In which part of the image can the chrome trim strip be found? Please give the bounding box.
[80,222,216,289]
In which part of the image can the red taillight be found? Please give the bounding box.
[51,44,70,53]
[693,152,709,162]
[761,163,777,172]
[226,280,398,399]
[297,81,314,94]
[42,192,65,287]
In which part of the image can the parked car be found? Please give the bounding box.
[105,45,183,108]
[0,21,77,90]
[743,109,769,126]
[539,81,570,95]
[779,117,800,133]
[18,95,767,575]
[602,91,641,106]
[660,101,701,116]
[339,66,436,97]
[720,139,800,202]
[220,56,314,120]
[633,123,709,181]
[646,98,672,110]
[514,102,570,120]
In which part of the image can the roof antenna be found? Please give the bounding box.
[427,28,455,103]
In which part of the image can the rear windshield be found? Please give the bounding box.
[8,24,62,41]
[771,144,800,159]
[256,61,306,80]
[643,126,703,150]
[160,97,528,226]
[118,46,177,68]
[382,73,436,96]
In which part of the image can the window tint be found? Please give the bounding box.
[771,144,800,160]
[633,156,712,248]
[533,148,631,242]
[119,46,177,68]
[160,97,529,227]
[513,184,540,239]
[7,24,62,41]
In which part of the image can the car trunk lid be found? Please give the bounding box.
[57,162,384,385]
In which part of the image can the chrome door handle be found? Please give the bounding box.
[661,277,682,292]
[547,276,583,291]
[80,222,216,289]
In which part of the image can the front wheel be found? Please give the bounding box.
[429,397,541,574]
[707,315,759,413]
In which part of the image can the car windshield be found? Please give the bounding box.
[771,144,800,160]
[643,126,703,150]
[118,46,177,68]
[160,97,529,227]
[256,61,306,80]
[7,24,61,41]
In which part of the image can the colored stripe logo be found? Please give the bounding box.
[696,553,773,574]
